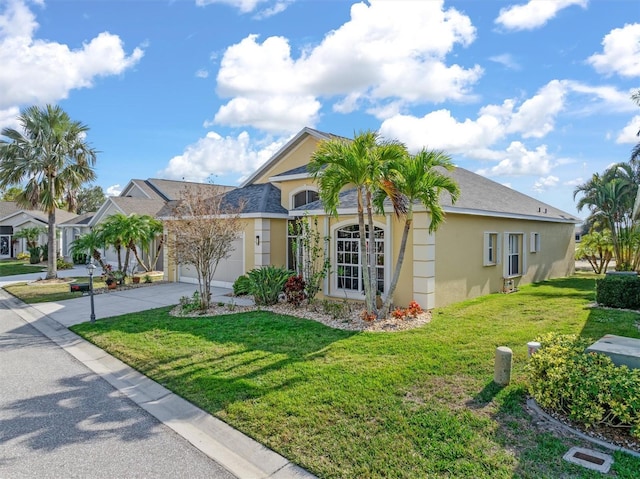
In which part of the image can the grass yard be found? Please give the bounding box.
[0,259,45,276]
[71,274,640,478]
[5,277,109,303]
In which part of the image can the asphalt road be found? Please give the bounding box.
[0,306,236,479]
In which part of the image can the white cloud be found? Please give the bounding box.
[0,106,20,131]
[195,69,209,79]
[588,23,640,78]
[213,0,481,132]
[533,175,559,192]
[0,0,144,110]
[564,177,584,187]
[106,184,122,196]
[507,80,567,138]
[158,130,287,182]
[195,0,265,13]
[616,115,640,143]
[495,0,587,31]
[566,82,637,113]
[489,53,521,70]
[476,142,553,177]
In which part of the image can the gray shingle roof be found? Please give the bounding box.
[147,178,234,201]
[110,197,168,217]
[0,201,80,224]
[293,166,578,223]
[59,211,95,226]
[270,164,311,178]
[221,183,288,215]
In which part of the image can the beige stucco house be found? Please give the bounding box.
[163,127,579,309]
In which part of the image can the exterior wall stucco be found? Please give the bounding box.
[433,213,575,308]
[252,137,321,184]
[269,218,287,268]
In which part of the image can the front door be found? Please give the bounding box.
[0,235,11,258]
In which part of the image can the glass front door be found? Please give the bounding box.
[0,235,11,258]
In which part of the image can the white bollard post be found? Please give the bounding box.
[494,346,513,386]
[527,341,541,357]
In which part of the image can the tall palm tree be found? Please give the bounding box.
[375,149,460,317]
[0,105,96,279]
[309,130,406,315]
[574,171,635,270]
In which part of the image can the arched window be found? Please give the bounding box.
[292,189,319,209]
[336,225,384,293]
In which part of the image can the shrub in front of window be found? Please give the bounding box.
[247,266,293,306]
[595,274,640,309]
[526,332,640,439]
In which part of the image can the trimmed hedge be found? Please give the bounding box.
[526,333,640,439]
[595,273,640,309]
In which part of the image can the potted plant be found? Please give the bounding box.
[132,275,141,284]
[102,265,117,289]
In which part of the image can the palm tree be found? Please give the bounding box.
[309,130,406,315]
[69,229,106,268]
[375,149,460,317]
[99,213,164,275]
[0,105,96,279]
[574,171,635,270]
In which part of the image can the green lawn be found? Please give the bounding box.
[71,274,640,478]
[0,259,45,276]
[4,277,110,303]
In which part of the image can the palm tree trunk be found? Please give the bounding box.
[357,187,373,313]
[380,215,412,318]
[46,209,57,279]
[365,189,378,316]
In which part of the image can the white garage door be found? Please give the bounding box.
[178,235,244,288]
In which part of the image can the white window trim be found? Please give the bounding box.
[503,232,526,278]
[483,232,501,266]
[288,185,319,210]
[330,219,390,300]
[530,232,541,253]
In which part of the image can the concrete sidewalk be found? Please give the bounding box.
[1,276,315,479]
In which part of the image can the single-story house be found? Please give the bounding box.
[0,202,78,259]
[162,127,579,309]
[85,178,234,272]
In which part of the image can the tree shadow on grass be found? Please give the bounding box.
[72,309,358,412]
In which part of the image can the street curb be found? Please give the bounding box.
[1,289,317,479]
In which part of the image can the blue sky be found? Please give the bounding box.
[1,0,638,218]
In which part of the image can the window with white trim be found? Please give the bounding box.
[507,233,523,277]
[483,232,500,266]
[530,232,541,253]
[292,189,319,209]
[336,225,384,293]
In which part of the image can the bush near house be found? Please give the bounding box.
[527,332,640,439]
[232,275,251,296]
[246,266,293,306]
[596,273,640,309]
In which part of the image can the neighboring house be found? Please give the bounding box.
[162,127,579,309]
[89,178,234,272]
[59,212,96,261]
[0,202,78,259]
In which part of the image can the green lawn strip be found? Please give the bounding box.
[4,277,109,303]
[70,275,640,478]
[0,259,46,276]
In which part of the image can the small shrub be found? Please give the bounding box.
[72,252,88,264]
[390,300,423,320]
[321,299,349,320]
[56,258,74,270]
[246,266,293,306]
[143,274,152,284]
[360,310,376,322]
[179,291,202,314]
[39,245,48,262]
[526,332,640,438]
[232,275,251,296]
[284,275,306,306]
[596,274,640,309]
[16,252,30,261]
